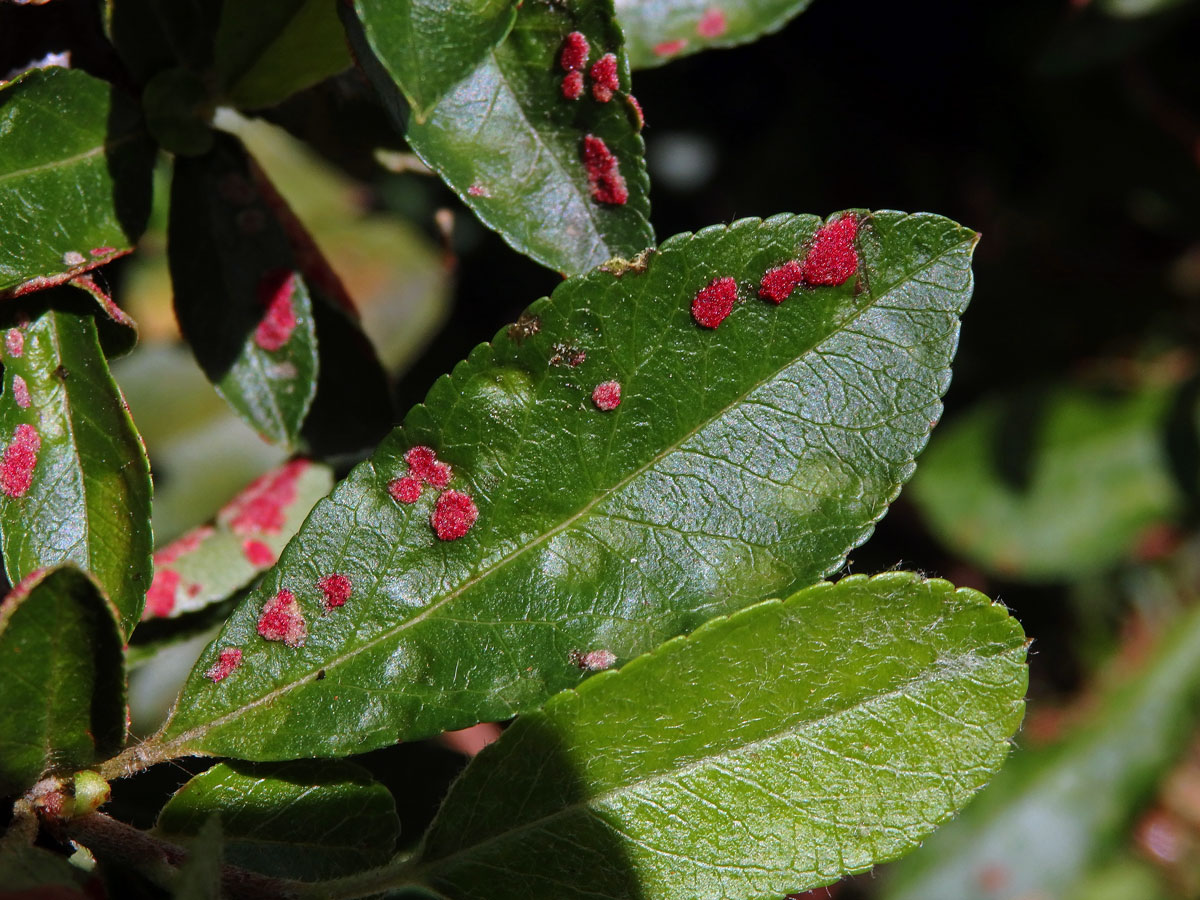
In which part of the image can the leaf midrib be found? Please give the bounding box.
[0,130,141,188]
[163,224,972,747]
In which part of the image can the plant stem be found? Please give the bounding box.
[93,735,198,782]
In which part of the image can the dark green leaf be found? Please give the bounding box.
[882,594,1200,900]
[353,573,1028,899]
[156,210,977,761]
[214,0,353,110]
[103,0,223,85]
[171,815,222,900]
[0,566,125,797]
[143,459,333,621]
[616,0,815,69]
[347,0,515,121]
[910,382,1185,581]
[0,843,93,895]
[157,760,399,880]
[0,295,153,638]
[142,68,215,156]
[344,0,654,275]
[0,68,154,297]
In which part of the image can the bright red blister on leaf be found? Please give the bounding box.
[590,53,619,102]
[254,269,298,351]
[692,276,738,328]
[560,31,590,71]
[224,459,309,535]
[467,183,490,197]
[696,8,727,37]
[405,445,453,486]
[5,329,23,357]
[145,569,180,618]
[154,526,214,567]
[582,135,629,206]
[389,476,422,504]
[205,647,243,683]
[759,260,805,303]
[561,70,584,100]
[592,380,621,411]
[90,247,117,257]
[242,539,276,567]
[1,424,40,498]
[654,38,688,57]
[803,215,859,286]
[625,94,645,130]
[432,490,478,541]
[11,375,30,409]
[319,573,352,610]
[257,588,307,647]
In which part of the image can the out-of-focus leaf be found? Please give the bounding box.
[155,211,977,761]
[0,295,153,638]
[362,574,1027,899]
[143,459,333,621]
[171,815,222,900]
[103,0,222,84]
[882,597,1200,900]
[141,67,215,156]
[348,0,517,121]
[0,68,153,297]
[0,566,125,797]
[910,383,1186,581]
[344,0,654,275]
[616,0,815,69]
[157,760,398,881]
[0,842,94,896]
[215,0,353,110]
[1066,856,1172,900]
[1099,0,1192,17]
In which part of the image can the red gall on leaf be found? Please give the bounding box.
[696,8,728,37]
[803,215,860,286]
[582,135,629,205]
[467,183,491,197]
[560,31,590,71]
[205,647,243,683]
[570,648,617,671]
[11,375,30,409]
[692,276,738,328]
[759,260,805,303]
[5,328,23,357]
[223,459,310,536]
[1,424,40,498]
[654,38,688,57]
[254,269,299,351]
[389,476,422,504]
[242,539,276,567]
[257,588,307,647]
[561,70,584,100]
[405,445,452,487]
[145,568,180,618]
[432,490,478,541]
[319,573,352,610]
[592,380,622,411]
[590,53,619,103]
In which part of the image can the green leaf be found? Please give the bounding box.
[215,0,354,110]
[881,594,1200,900]
[171,815,222,900]
[0,68,154,297]
[0,566,125,797]
[348,0,516,121]
[103,0,223,84]
[0,294,153,639]
[358,573,1027,899]
[157,760,399,880]
[0,842,94,895]
[616,0,815,69]
[144,459,334,621]
[142,67,215,156]
[344,0,654,275]
[157,210,977,761]
[909,382,1186,581]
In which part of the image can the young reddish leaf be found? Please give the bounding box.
[156,211,976,762]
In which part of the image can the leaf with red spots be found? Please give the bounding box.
[157,760,399,880]
[0,67,154,297]
[141,459,334,622]
[0,566,125,797]
[148,211,978,762]
[0,298,152,639]
[343,0,653,275]
[337,574,1027,899]
[615,0,816,69]
[169,132,391,452]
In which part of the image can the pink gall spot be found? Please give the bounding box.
[467,182,491,197]
[223,459,310,536]
[154,525,214,567]
[6,329,24,357]
[582,135,629,206]
[62,250,86,267]
[254,269,299,351]
[592,380,621,411]
[561,69,584,100]
[625,94,645,130]
[653,38,688,57]
[691,276,738,328]
[11,375,30,409]
[257,588,307,647]
[205,647,243,683]
[432,490,478,541]
[560,31,590,71]
[759,260,805,303]
[389,476,422,504]
[405,445,452,487]
[696,7,727,38]
[590,53,619,102]
[318,573,352,610]
[570,648,617,671]
[145,568,180,618]
[242,539,276,567]
[0,424,40,498]
[89,247,117,257]
[803,215,859,286]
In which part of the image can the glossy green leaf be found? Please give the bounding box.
[0,295,153,638]
[882,594,1200,900]
[215,0,353,110]
[337,573,1027,899]
[616,0,815,69]
[349,0,517,121]
[143,459,333,621]
[156,210,977,761]
[0,67,154,297]
[344,0,654,275]
[158,760,399,880]
[910,383,1186,581]
[169,132,391,453]
[0,566,125,797]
